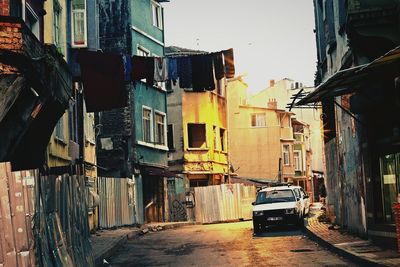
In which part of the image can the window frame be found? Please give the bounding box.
[142,106,153,143]
[55,114,66,143]
[71,0,87,48]
[151,0,163,30]
[167,124,175,150]
[282,144,290,166]
[53,1,62,52]
[187,123,207,149]
[251,113,267,127]
[294,150,302,171]
[154,110,167,146]
[219,128,226,152]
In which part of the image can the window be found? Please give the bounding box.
[188,123,206,149]
[85,113,95,144]
[137,46,150,57]
[294,151,302,171]
[137,46,150,83]
[151,1,163,29]
[55,115,65,142]
[380,153,400,223]
[167,124,174,150]
[155,111,166,145]
[213,126,218,150]
[220,128,225,151]
[251,113,266,127]
[53,1,62,53]
[142,107,153,143]
[25,4,40,39]
[283,144,290,166]
[72,0,87,47]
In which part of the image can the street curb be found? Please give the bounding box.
[201,218,251,225]
[94,222,194,266]
[304,224,387,267]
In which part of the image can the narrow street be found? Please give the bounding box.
[108,221,360,267]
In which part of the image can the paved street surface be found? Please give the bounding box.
[107,221,360,267]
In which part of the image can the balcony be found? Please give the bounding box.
[0,16,72,170]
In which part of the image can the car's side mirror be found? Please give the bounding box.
[251,201,256,205]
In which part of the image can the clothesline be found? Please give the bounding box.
[78,48,235,112]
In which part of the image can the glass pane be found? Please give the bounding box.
[73,11,85,45]
[381,154,398,223]
[72,0,85,10]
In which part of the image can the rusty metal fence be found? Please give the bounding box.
[194,184,256,224]
[98,177,136,228]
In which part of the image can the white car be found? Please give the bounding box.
[252,185,310,234]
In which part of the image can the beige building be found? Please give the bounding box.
[249,78,325,176]
[227,77,295,182]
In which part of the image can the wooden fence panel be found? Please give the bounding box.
[194,184,256,224]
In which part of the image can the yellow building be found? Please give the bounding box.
[166,48,229,187]
[43,1,98,230]
[227,77,295,182]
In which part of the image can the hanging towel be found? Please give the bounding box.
[146,57,155,86]
[154,57,168,82]
[213,52,225,80]
[191,54,215,92]
[177,56,193,89]
[79,50,127,112]
[168,57,178,85]
[223,48,235,78]
[132,56,148,81]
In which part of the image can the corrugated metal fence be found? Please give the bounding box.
[194,184,256,224]
[98,177,136,228]
[0,162,94,267]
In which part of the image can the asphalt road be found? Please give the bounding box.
[107,221,360,267]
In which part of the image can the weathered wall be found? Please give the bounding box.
[181,90,228,174]
[166,85,184,172]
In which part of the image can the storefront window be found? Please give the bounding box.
[380,153,399,223]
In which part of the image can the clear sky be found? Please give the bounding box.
[163,0,317,93]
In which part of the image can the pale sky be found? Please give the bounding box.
[163,0,317,93]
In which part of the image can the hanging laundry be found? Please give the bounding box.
[223,48,235,78]
[132,56,148,81]
[213,52,225,80]
[132,56,155,86]
[177,56,193,89]
[79,50,127,112]
[168,57,178,85]
[191,54,215,92]
[154,57,168,82]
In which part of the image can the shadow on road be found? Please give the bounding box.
[253,225,304,238]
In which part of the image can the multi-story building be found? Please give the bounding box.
[97,0,170,223]
[165,46,229,188]
[297,0,400,248]
[249,78,326,200]
[227,77,295,183]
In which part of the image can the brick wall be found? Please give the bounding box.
[0,0,10,16]
[0,21,22,74]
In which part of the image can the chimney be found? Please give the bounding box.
[269,79,275,87]
[267,98,277,109]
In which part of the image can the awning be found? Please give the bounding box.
[297,45,400,105]
[142,166,176,177]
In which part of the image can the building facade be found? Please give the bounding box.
[165,47,229,188]
[298,0,400,248]
[227,77,295,183]
[97,0,170,223]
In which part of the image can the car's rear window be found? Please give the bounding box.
[255,189,295,204]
